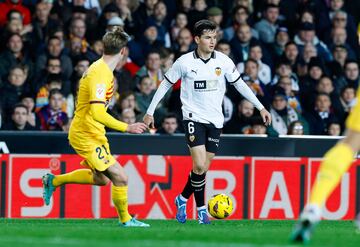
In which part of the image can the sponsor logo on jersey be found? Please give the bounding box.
[96,84,106,99]
[194,80,206,89]
[215,67,221,76]
[194,80,218,91]
[191,69,198,74]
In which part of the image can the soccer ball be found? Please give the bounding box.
[207,194,233,219]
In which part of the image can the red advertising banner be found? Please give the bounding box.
[8,155,62,218]
[308,158,359,220]
[251,157,306,220]
[3,154,360,220]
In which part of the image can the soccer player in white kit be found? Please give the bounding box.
[144,20,271,224]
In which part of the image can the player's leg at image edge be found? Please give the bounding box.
[291,142,355,243]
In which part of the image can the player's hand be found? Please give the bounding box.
[260,108,271,126]
[126,122,148,134]
[143,114,155,129]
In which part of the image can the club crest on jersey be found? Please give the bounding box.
[215,67,221,76]
[96,83,106,99]
[189,135,195,142]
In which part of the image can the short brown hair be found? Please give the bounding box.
[102,26,129,55]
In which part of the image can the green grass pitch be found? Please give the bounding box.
[0,219,359,247]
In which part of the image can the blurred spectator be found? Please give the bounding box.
[330,10,358,52]
[1,103,36,130]
[0,33,33,82]
[36,36,73,81]
[177,0,192,13]
[135,75,167,121]
[223,6,259,42]
[287,120,304,135]
[119,108,136,124]
[170,12,188,41]
[159,47,175,73]
[35,73,68,112]
[343,60,359,88]
[277,76,302,113]
[173,27,194,57]
[146,1,171,47]
[106,16,125,33]
[294,22,332,62]
[96,3,121,39]
[271,27,290,59]
[272,59,299,92]
[223,99,255,134]
[20,93,40,129]
[135,76,156,114]
[254,4,279,44]
[339,85,356,119]
[250,116,267,135]
[230,23,257,64]
[188,0,207,28]
[327,45,348,83]
[297,42,318,77]
[133,0,159,35]
[70,56,90,94]
[31,2,59,50]
[327,121,342,136]
[37,89,68,131]
[113,47,136,94]
[114,0,136,31]
[112,91,138,119]
[215,39,234,61]
[328,27,357,60]
[0,65,30,119]
[282,41,299,71]
[299,57,325,106]
[34,57,71,97]
[268,88,308,136]
[156,112,180,134]
[304,93,338,135]
[0,0,32,27]
[206,7,223,39]
[128,24,164,66]
[135,50,164,88]
[237,43,271,85]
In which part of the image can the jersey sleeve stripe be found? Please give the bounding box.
[228,75,241,84]
[164,74,175,84]
[89,101,106,104]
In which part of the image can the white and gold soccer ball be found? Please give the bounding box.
[207,194,233,219]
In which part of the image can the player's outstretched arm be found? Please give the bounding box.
[143,114,155,129]
[126,122,148,134]
[90,103,147,133]
[143,79,173,127]
[232,78,272,126]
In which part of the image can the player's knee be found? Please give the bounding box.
[113,173,128,186]
[94,176,109,186]
[193,164,206,174]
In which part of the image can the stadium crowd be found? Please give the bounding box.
[0,0,359,136]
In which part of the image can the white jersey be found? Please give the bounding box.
[164,50,241,128]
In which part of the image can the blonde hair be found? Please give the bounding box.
[102,26,129,55]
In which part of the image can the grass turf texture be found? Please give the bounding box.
[0,219,359,247]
